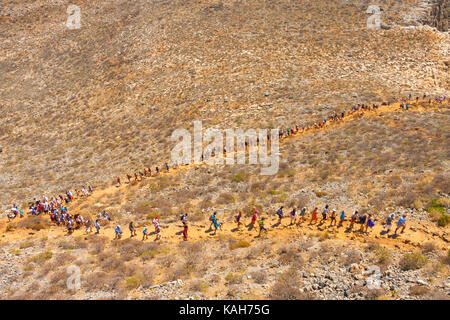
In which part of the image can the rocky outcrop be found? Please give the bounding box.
[425,0,448,31]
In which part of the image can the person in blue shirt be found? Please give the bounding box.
[338,210,345,227]
[142,226,148,241]
[94,219,100,234]
[209,212,216,230]
[395,215,407,234]
[114,224,122,239]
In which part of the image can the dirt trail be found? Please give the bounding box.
[52,99,446,207]
[1,209,448,253]
[1,99,448,253]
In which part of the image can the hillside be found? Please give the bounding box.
[0,99,449,300]
[0,0,449,300]
[0,0,449,209]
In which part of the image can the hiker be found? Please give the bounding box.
[127,174,132,183]
[350,210,358,229]
[338,210,345,227]
[209,212,217,229]
[359,214,367,231]
[298,207,307,223]
[85,219,92,233]
[183,223,188,241]
[153,217,161,240]
[258,217,268,236]
[276,206,284,224]
[212,218,223,235]
[103,211,111,221]
[320,205,329,223]
[7,210,17,222]
[114,224,122,239]
[383,213,395,233]
[395,215,407,234]
[67,219,74,234]
[251,210,258,228]
[181,213,188,226]
[142,226,148,241]
[117,177,121,185]
[235,212,242,229]
[310,207,319,224]
[365,214,375,233]
[165,163,169,171]
[129,221,137,237]
[134,173,139,181]
[289,208,297,225]
[329,209,337,226]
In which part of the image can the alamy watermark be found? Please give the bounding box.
[366,5,382,30]
[66,265,81,290]
[66,5,81,30]
[171,121,280,175]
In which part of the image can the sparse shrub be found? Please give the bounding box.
[125,275,144,290]
[28,251,53,265]
[341,250,363,266]
[140,249,157,262]
[437,214,449,227]
[231,172,247,183]
[316,231,333,241]
[141,266,155,288]
[442,250,450,265]
[229,239,251,250]
[315,191,327,197]
[216,192,235,204]
[19,240,34,249]
[251,270,267,284]
[166,263,190,281]
[53,253,76,267]
[271,268,314,300]
[278,245,304,267]
[225,272,242,285]
[375,247,392,265]
[422,241,437,253]
[409,285,430,296]
[157,254,177,268]
[89,242,105,255]
[58,240,75,250]
[399,253,428,271]
[397,192,419,208]
[101,255,125,273]
[365,288,387,300]
[190,280,209,293]
[16,216,50,231]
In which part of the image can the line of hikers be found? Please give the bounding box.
[113,94,447,187]
[41,204,407,242]
[4,93,446,238]
[6,185,94,222]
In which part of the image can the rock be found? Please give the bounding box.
[348,263,359,273]
[416,279,427,286]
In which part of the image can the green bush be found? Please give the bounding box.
[437,214,449,227]
[126,275,144,290]
[399,253,428,271]
[375,247,392,264]
[231,172,247,183]
[28,251,53,265]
